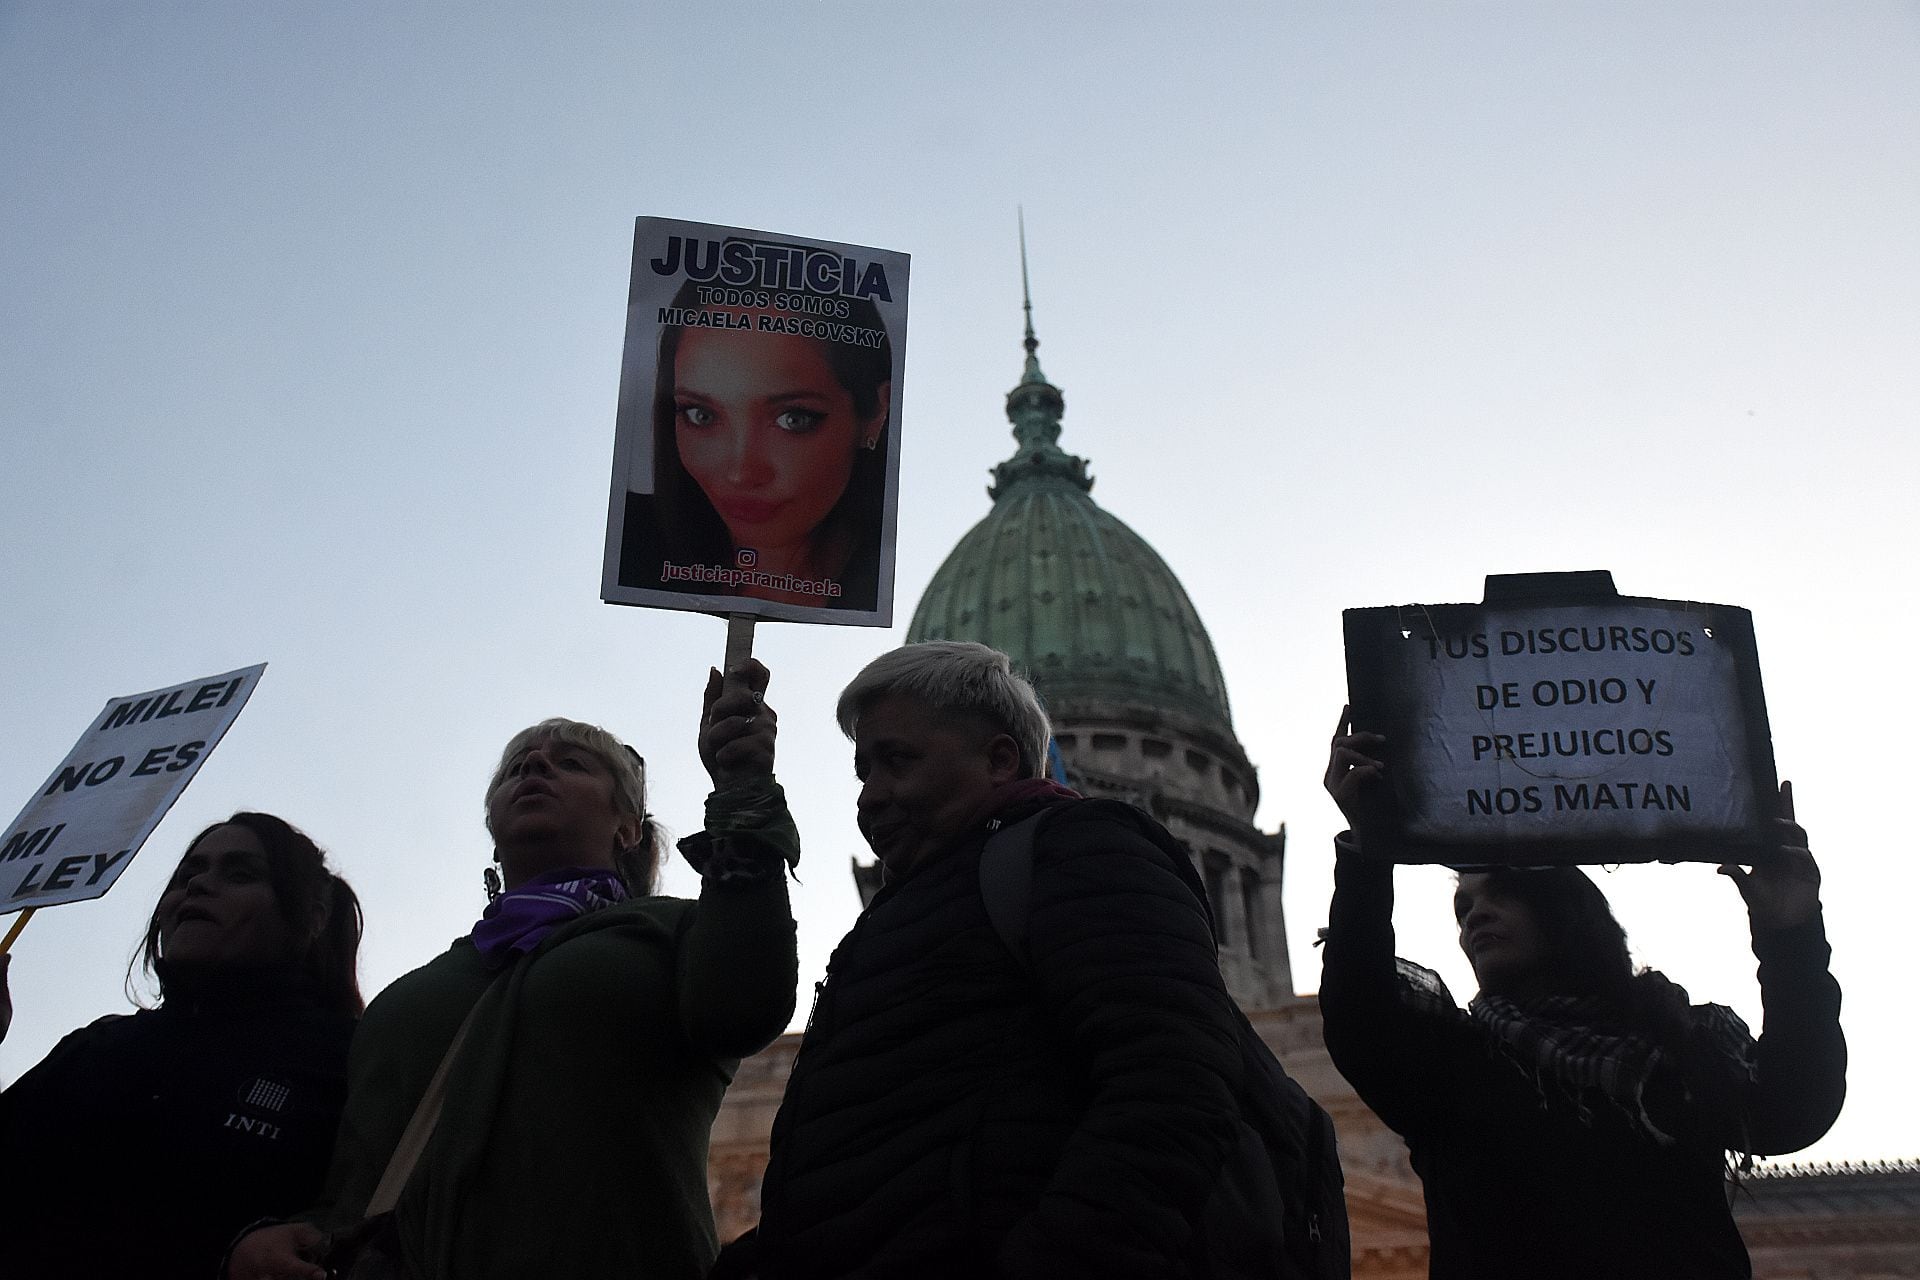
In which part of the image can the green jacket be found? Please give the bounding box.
[310,783,798,1279]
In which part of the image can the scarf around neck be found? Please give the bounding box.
[470,866,628,967]
[1396,958,1757,1145]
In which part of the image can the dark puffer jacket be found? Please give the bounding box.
[749,797,1244,1280]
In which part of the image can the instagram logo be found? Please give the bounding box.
[735,548,759,568]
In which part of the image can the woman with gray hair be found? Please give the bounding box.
[231,662,798,1280]
[723,640,1257,1279]
[834,639,1052,778]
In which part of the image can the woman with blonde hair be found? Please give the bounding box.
[232,662,798,1279]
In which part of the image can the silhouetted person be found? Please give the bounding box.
[1320,709,1845,1279]
[715,641,1257,1279]
[232,663,797,1280]
[0,813,361,1280]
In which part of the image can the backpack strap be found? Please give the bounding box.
[979,810,1049,971]
[364,970,500,1214]
[981,800,1222,970]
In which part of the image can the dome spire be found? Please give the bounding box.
[1019,207,1045,385]
[993,212,1091,499]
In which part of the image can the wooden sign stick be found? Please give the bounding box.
[0,907,37,956]
[724,613,756,671]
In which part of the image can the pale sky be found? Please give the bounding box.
[3,2,1916,1166]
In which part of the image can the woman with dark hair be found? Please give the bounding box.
[0,812,362,1280]
[620,278,893,612]
[1319,709,1846,1280]
[230,662,799,1280]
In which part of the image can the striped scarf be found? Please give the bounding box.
[470,866,629,966]
[1397,959,1757,1144]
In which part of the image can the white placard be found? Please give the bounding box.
[0,664,266,913]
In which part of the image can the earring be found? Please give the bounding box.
[860,435,880,451]
[483,865,502,903]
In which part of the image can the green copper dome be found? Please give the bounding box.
[907,288,1236,736]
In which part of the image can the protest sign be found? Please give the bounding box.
[1343,572,1776,866]
[0,664,266,914]
[601,217,910,627]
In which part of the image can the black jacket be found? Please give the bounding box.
[0,973,354,1280]
[747,797,1244,1279]
[1318,845,1846,1280]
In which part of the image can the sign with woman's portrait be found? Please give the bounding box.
[601,217,909,626]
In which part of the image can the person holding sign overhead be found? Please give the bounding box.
[618,279,893,613]
[0,812,363,1280]
[1318,709,1846,1280]
[229,662,798,1280]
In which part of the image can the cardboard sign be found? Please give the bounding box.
[601,217,910,627]
[0,664,266,913]
[1343,572,1775,865]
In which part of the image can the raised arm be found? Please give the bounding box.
[675,660,799,1058]
[1317,707,1454,1135]
[1704,781,1846,1154]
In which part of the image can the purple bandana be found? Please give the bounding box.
[470,867,629,966]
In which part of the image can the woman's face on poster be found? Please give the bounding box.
[671,323,887,557]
